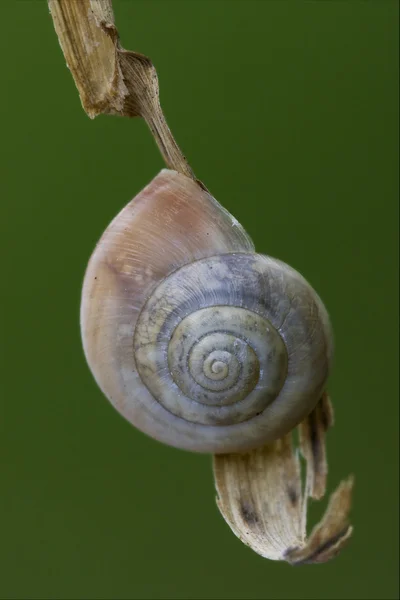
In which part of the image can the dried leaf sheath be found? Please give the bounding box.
[48,0,194,178]
[214,395,354,564]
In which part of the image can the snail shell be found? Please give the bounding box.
[80,170,332,453]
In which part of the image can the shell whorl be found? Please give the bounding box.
[134,263,289,427]
[81,170,333,453]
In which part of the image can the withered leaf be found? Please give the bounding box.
[214,395,354,564]
[48,0,194,178]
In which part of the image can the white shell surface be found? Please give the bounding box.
[80,170,256,452]
[81,170,332,453]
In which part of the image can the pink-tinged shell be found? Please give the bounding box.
[80,169,255,450]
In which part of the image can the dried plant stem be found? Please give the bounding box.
[48,0,194,178]
[214,394,354,564]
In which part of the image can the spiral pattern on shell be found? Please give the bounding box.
[80,170,333,453]
[133,252,331,447]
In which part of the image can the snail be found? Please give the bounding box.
[80,169,333,454]
[49,0,352,564]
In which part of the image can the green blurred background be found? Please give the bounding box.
[1,1,398,599]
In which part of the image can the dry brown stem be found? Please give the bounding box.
[214,394,354,563]
[48,0,194,178]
